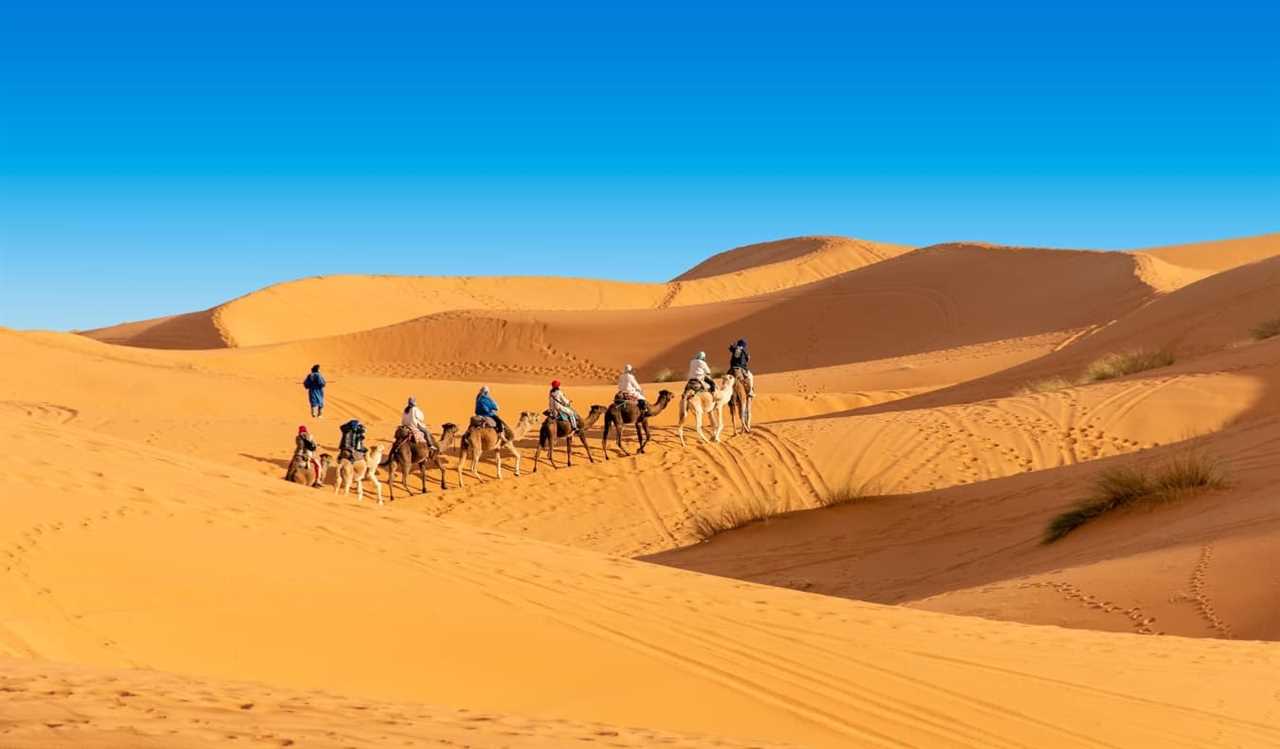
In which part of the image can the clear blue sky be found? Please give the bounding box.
[1,1,1276,331]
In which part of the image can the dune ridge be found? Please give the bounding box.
[83,236,911,350]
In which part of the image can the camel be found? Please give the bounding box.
[285,451,331,488]
[677,374,736,446]
[457,411,538,488]
[382,423,459,500]
[602,389,674,458]
[534,405,605,471]
[726,367,753,435]
[335,444,385,505]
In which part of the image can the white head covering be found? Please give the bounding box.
[624,364,634,373]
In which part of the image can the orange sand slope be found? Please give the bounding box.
[2,409,1278,748]
[1137,231,1280,274]
[82,235,911,349]
[136,242,1165,385]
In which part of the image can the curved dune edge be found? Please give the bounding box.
[135,242,1159,386]
[1136,232,1280,274]
[81,236,912,350]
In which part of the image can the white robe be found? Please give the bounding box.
[617,372,645,400]
[687,358,711,382]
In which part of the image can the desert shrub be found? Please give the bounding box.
[1044,452,1225,543]
[1251,316,1280,341]
[1082,349,1175,383]
[818,481,878,508]
[653,368,676,383]
[690,496,775,541]
[1016,376,1073,395]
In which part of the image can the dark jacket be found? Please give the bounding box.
[729,344,750,370]
[296,433,318,454]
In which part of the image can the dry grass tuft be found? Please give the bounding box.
[1017,376,1073,395]
[1044,452,1226,543]
[690,496,776,541]
[1251,316,1280,341]
[817,482,878,508]
[1082,349,1175,383]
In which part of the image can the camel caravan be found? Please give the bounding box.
[283,342,757,503]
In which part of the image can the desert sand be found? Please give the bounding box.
[4,233,1280,746]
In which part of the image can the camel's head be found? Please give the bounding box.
[517,411,539,429]
[367,444,384,463]
[656,389,674,403]
[440,422,458,437]
[720,374,736,389]
[318,453,332,469]
[587,404,607,421]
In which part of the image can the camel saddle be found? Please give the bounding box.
[613,392,638,403]
[470,415,499,430]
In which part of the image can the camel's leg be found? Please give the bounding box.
[371,472,383,506]
[510,441,522,477]
[438,461,448,491]
[355,468,364,503]
[637,421,648,453]
[580,430,594,463]
[694,408,710,443]
[564,434,572,467]
[616,419,628,456]
[417,460,428,495]
[677,401,688,447]
[713,407,724,443]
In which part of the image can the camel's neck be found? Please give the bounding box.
[584,410,603,429]
[438,431,457,450]
[648,395,672,416]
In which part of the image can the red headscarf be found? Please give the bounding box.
[551,380,561,389]
[298,425,308,433]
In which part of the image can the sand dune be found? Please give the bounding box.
[188,242,1157,388]
[79,309,232,350]
[83,236,911,350]
[1137,232,1280,274]
[8,231,1280,746]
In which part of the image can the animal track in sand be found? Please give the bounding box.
[1174,544,1234,639]
[1017,580,1162,635]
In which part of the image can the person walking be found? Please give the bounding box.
[303,364,326,417]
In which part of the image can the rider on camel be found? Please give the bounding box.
[401,396,438,449]
[728,338,755,398]
[617,364,649,415]
[686,351,715,395]
[548,380,579,430]
[475,386,507,435]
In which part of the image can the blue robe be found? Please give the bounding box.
[305,372,326,407]
[475,393,499,417]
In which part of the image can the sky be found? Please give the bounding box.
[1,1,1276,331]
